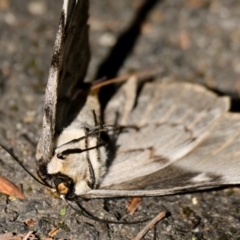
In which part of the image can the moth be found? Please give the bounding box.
[2,0,240,222]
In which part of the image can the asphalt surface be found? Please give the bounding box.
[0,0,240,239]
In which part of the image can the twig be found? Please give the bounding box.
[134,211,166,240]
[91,69,161,90]
[126,197,142,216]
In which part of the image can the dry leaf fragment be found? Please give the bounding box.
[48,227,60,237]
[126,197,142,215]
[0,0,9,10]
[0,176,25,199]
[26,219,36,227]
[179,31,191,50]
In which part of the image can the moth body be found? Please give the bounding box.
[38,95,108,198]
[49,127,107,195]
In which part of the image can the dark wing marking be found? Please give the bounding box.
[36,0,90,163]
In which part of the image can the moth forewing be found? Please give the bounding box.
[33,0,108,203]
[36,0,70,162]
[36,0,90,164]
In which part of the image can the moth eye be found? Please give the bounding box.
[57,153,65,159]
[54,178,63,186]
[54,178,69,195]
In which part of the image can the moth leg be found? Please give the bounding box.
[91,109,99,127]
[90,110,101,189]
[82,126,96,189]
[87,109,109,189]
[108,124,139,135]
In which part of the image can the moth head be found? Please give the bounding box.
[53,175,73,196]
[37,133,107,200]
[36,158,75,197]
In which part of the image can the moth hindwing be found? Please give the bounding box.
[87,80,240,198]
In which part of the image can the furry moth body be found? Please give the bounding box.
[45,95,107,196]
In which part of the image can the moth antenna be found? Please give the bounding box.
[56,124,117,150]
[0,144,48,187]
[90,69,160,90]
[64,197,150,225]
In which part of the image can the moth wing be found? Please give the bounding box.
[36,0,90,162]
[86,112,240,198]
[82,81,239,198]
[158,112,240,190]
[103,81,230,186]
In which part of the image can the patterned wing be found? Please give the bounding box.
[82,81,240,198]
[36,0,90,163]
